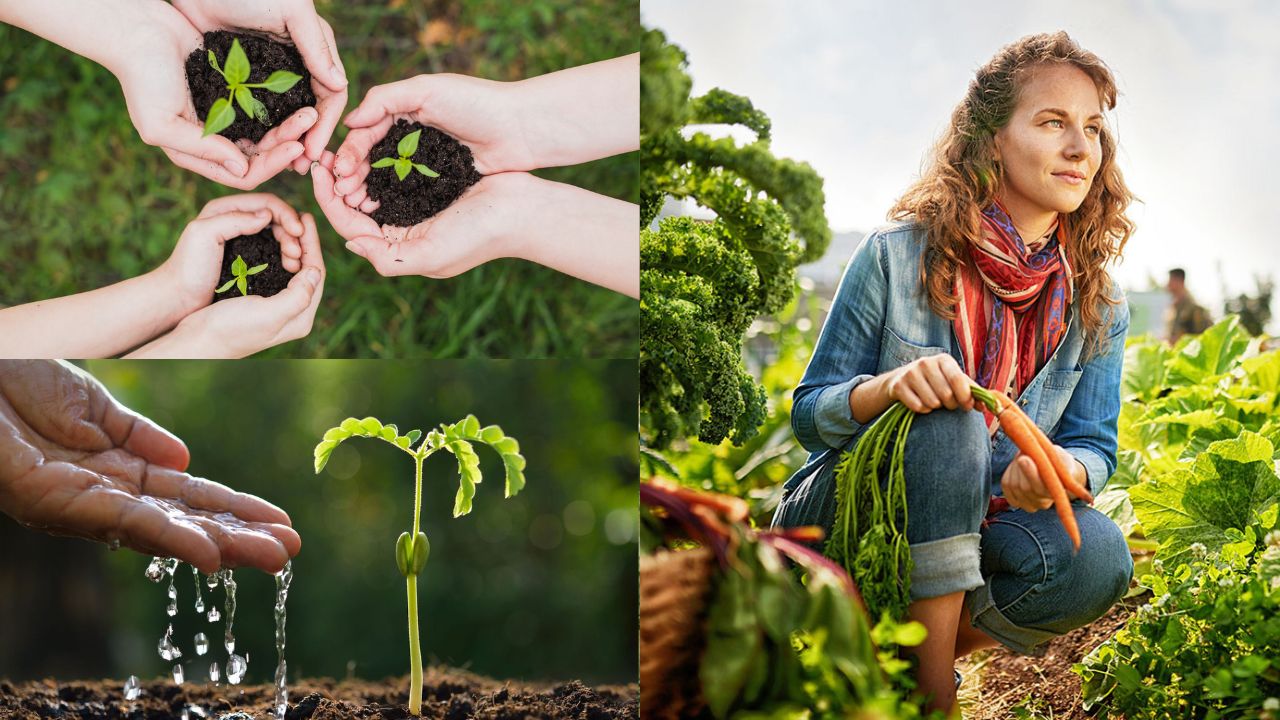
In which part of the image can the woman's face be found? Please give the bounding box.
[993,63,1105,225]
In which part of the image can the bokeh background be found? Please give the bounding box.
[0,359,638,686]
[0,0,638,358]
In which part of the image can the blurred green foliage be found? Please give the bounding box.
[82,359,638,684]
[0,0,638,358]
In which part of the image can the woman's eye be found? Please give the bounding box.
[1044,119,1064,128]
[1086,125,1101,135]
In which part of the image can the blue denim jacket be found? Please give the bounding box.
[789,220,1128,497]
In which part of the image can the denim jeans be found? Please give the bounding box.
[772,407,1133,655]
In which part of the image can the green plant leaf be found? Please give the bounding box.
[395,531,412,577]
[236,276,248,296]
[234,86,258,120]
[246,263,268,276]
[393,436,412,450]
[405,429,422,445]
[397,129,422,158]
[224,38,251,85]
[413,163,439,178]
[255,70,303,93]
[322,427,350,442]
[493,437,519,455]
[231,255,247,276]
[340,417,362,434]
[461,415,480,437]
[1167,315,1251,386]
[203,97,236,137]
[359,417,383,435]
[207,49,223,77]
[383,423,398,436]
[379,426,396,441]
[447,439,481,517]
[394,159,411,181]
[480,426,503,443]
[502,452,526,498]
[313,439,338,473]
[215,278,236,293]
[371,157,397,168]
[410,531,430,573]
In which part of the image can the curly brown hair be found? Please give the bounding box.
[889,31,1135,356]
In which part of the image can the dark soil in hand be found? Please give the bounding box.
[212,229,295,303]
[366,120,482,228]
[0,668,638,719]
[959,589,1146,719]
[186,31,316,144]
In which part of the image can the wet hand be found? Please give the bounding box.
[171,0,348,173]
[158,194,308,317]
[884,353,975,414]
[0,361,300,573]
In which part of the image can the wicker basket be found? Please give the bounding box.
[639,546,717,719]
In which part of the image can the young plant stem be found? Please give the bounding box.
[406,572,423,716]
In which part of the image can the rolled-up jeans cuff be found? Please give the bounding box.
[965,581,1057,656]
[908,533,984,599]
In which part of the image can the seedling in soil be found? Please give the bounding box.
[371,130,439,181]
[216,254,268,297]
[203,39,302,137]
[314,415,526,716]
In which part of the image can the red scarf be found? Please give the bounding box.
[954,200,1072,426]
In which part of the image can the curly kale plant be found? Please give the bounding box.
[314,415,526,716]
[203,38,303,136]
[641,27,830,449]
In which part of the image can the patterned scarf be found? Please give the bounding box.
[954,200,1072,427]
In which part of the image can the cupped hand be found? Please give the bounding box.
[165,213,326,358]
[331,74,531,201]
[1002,453,1055,513]
[157,194,308,317]
[313,152,527,278]
[0,360,299,573]
[111,1,314,189]
[884,353,976,414]
[171,0,348,173]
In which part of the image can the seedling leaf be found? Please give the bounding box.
[410,531,430,573]
[480,426,503,443]
[208,50,223,76]
[246,263,268,276]
[257,70,303,93]
[395,531,412,577]
[234,86,258,119]
[380,426,397,441]
[203,97,236,137]
[394,159,411,181]
[413,164,439,178]
[502,453,527,497]
[371,157,397,168]
[384,423,399,436]
[397,129,422,157]
[323,427,350,442]
[231,255,247,276]
[359,417,383,434]
[448,439,481,517]
[461,415,481,438]
[215,278,237,293]
[224,39,251,85]
[406,429,422,445]
[313,439,338,473]
[236,276,248,295]
[340,417,362,434]
[394,436,412,450]
[494,437,519,455]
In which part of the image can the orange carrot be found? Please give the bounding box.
[995,393,1081,553]
[1041,439,1094,504]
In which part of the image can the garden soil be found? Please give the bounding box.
[366,120,482,227]
[186,31,316,143]
[213,229,295,303]
[0,667,637,719]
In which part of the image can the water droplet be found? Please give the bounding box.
[206,573,219,590]
[273,560,293,720]
[192,565,205,613]
[221,569,237,655]
[173,664,185,685]
[124,675,141,701]
[225,637,235,653]
[167,600,178,617]
[181,710,189,720]
[227,653,247,684]
[188,705,207,718]
[145,557,167,582]
[209,662,220,683]
[165,557,180,575]
[195,632,209,656]
[158,624,182,661]
[207,607,221,622]
[168,583,177,600]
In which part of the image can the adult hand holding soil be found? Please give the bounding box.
[0,360,300,573]
[171,0,348,174]
[0,0,313,188]
[313,153,640,296]
[849,353,977,424]
[130,212,325,359]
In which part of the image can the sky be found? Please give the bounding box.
[642,0,1280,317]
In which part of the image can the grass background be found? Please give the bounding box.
[0,0,638,358]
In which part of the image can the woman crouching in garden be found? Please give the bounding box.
[772,32,1135,715]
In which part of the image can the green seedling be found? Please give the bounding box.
[215,254,268,296]
[314,414,526,716]
[371,129,440,181]
[202,38,303,137]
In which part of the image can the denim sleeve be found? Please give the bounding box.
[792,232,888,453]
[1053,294,1129,496]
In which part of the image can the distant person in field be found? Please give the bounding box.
[1164,268,1213,344]
[771,32,1135,715]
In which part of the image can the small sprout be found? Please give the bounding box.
[215,255,268,296]
[203,39,303,137]
[314,414,525,716]
[371,129,439,181]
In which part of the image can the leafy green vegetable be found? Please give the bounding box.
[371,129,439,181]
[202,38,303,136]
[314,414,524,716]
[214,254,268,296]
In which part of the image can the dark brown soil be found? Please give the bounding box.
[212,229,295,303]
[186,31,316,144]
[0,668,638,719]
[366,120,483,228]
[959,592,1145,719]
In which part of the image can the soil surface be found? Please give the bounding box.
[0,668,638,720]
[186,31,316,144]
[212,229,295,303]
[959,592,1145,719]
[366,120,483,227]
